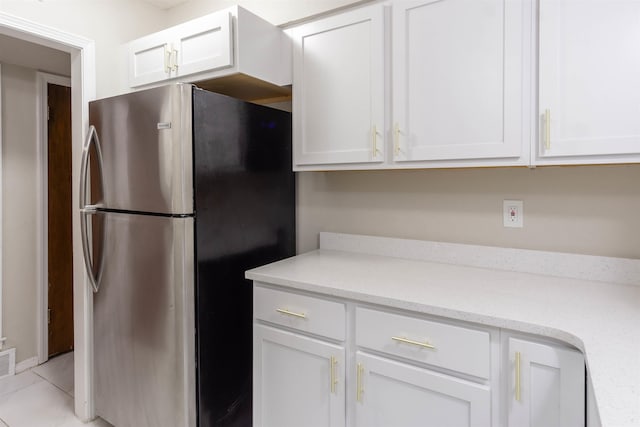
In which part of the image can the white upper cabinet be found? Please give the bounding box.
[129,12,232,87]
[129,32,175,87]
[291,0,531,170]
[292,5,385,168]
[291,0,640,169]
[392,0,529,165]
[129,6,291,90]
[172,12,233,79]
[538,0,640,164]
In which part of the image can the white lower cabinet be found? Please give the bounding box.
[506,337,585,427]
[252,283,586,427]
[354,352,491,427]
[253,324,346,427]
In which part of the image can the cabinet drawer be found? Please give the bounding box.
[356,307,490,379]
[254,286,346,341]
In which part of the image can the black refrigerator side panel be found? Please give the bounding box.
[192,89,295,427]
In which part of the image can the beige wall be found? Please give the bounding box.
[1,64,38,362]
[297,165,640,259]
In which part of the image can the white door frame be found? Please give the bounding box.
[0,63,4,352]
[36,72,72,365]
[0,13,96,421]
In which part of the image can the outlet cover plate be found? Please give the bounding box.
[503,200,524,228]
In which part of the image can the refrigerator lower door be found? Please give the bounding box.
[93,211,195,427]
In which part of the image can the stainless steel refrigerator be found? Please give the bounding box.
[80,84,295,427]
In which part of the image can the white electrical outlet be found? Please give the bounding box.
[503,200,524,228]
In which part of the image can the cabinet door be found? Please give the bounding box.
[354,352,491,427]
[292,5,385,167]
[392,0,528,163]
[173,11,233,78]
[253,325,345,427]
[539,0,640,160]
[129,32,172,87]
[507,338,585,427]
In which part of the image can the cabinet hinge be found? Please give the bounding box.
[48,308,52,325]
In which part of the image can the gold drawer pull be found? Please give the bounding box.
[392,336,435,349]
[394,123,401,157]
[356,363,364,403]
[372,125,380,157]
[515,351,522,402]
[330,356,338,394]
[544,109,551,150]
[164,45,172,73]
[276,308,306,319]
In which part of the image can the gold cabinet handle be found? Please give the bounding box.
[330,356,338,394]
[393,123,401,157]
[372,125,381,157]
[171,49,179,72]
[544,109,551,150]
[164,45,172,73]
[515,351,522,402]
[392,336,435,349]
[275,308,306,319]
[356,363,364,403]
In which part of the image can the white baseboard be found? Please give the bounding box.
[15,356,38,373]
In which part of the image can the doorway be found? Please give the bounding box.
[0,11,95,421]
[47,81,73,358]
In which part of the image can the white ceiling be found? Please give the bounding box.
[0,34,70,76]
[141,0,190,10]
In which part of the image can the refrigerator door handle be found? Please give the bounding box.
[80,126,106,293]
[80,210,100,293]
[79,125,105,210]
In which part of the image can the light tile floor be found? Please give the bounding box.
[0,352,111,427]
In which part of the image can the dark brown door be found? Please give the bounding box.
[48,83,74,357]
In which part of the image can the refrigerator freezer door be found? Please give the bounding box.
[88,84,193,214]
[93,211,195,427]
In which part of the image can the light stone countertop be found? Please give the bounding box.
[246,241,640,427]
